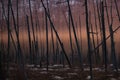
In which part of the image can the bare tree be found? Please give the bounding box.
[92,0,100,65]
[41,0,71,67]
[85,0,93,79]
[105,0,118,72]
[101,0,108,72]
[66,0,83,69]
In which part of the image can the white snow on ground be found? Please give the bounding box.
[56,67,70,71]
[48,68,54,71]
[84,67,104,72]
[48,65,54,68]
[26,64,34,67]
[53,76,64,80]
[110,78,117,80]
[41,68,47,71]
[107,74,113,77]
[92,68,101,71]
[110,64,114,67]
[6,78,9,80]
[65,65,69,67]
[67,73,78,76]
[53,64,64,67]
[36,65,40,67]
[118,69,120,71]
[86,75,91,80]
[84,68,90,71]
[26,64,41,68]
[64,67,70,70]
[83,64,87,66]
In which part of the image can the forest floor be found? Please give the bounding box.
[7,64,120,80]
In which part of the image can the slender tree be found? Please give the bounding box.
[105,0,118,72]
[101,0,108,72]
[113,0,120,22]
[6,0,11,79]
[66,0,83,70]
[26,15,32,64]
[28,0,36,43]
[85,0,93,79]
[92,0,100,65]
[89,11,97,64]
[78,15,83,62]
[68,14,74,65]
[41,0,71,67]
[10,0,27,79]
[45,0,49,71]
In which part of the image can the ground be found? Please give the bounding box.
[7,64,120,80]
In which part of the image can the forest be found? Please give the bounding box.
[0,0,120,80]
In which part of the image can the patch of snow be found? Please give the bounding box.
[83,64,87,66]
[53,64,63,67]
[119,77,120,79]
[64,67,70,70]
[110,64,114,67]
[65,65,69,67]
[26,64,34,67]
[84,68,90,71]
[86,75,91,80]
[110,78,117,80]
[74,66,79,69]
[93,68,99,70]
[54,69,65,71]
[107,74,113,77]
[6,78,9,80]
[9,67,14,70]
[67,73,77,76]
[84,67,104,72]
[113,69,118,72]
[53,76,64,80]
[41,68,47,71]
[48,65,53,68]
[36,65,40,67]
[54,67,70,71]
[49,68,54,71]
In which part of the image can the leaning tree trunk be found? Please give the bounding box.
[10,0,27,79]
[41,0,71,68]
[66,0,83,70]
[68,10,74,65]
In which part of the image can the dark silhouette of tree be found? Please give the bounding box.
[85,0,93,79]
